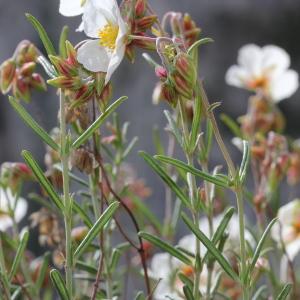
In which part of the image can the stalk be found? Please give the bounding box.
[0,237,10,299]
[59,90,73,296]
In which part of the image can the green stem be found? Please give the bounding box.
[0,236,10,299]
[235,187,249,300]
[59,90,73,297]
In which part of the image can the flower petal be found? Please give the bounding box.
[262,45,290,73]
[59,0,84,17]
[270,70,299,102]
[225,65,249,88]
[237,44,263,77]
[77,40,111,73]
[286,239,300,260]
[83,0,118,38]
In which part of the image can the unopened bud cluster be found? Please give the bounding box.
[0,41,46,102]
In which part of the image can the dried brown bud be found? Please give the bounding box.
[70,148,98,175]
[71,226,89,243]
[0,59,16,93]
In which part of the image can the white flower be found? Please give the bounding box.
[271,199,300,260]
[77,0,127,84]
[59,0,86,17]
[225,44,299,102]
[0,188,27,231]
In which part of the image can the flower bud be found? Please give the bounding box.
[132,34,156,50]
[174,53,197,88]
[183,14,201,47]
[0,59,16,93]
[20,62,36,77]
[135,15,157,32]
[135,0,146,17]
[161,81,178,106]
[155,66,168,79]
[31,73,47,91]
[16,42,38,65]
[13,76,31,102]
[70,148,98,174]
[98,83,113,112]
[48,76,82,89]
[125,44,136,63]
[65,40,78,66]
[49,55,77,77]
[172,72,193,99]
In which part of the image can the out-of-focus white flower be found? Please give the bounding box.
[226,44,299,102]
[271,199,300,260]
[77,0,127,84]
[0,188,27,231]
[149,235,212,300]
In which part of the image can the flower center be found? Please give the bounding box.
[181,265,194,278]
[98,23,119,50]
[248,76,269,90]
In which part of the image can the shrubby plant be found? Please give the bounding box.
[0,0,299,299]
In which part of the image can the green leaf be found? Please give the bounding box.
[246,218,277,280]
[187,38,214,57]
[220,113,242,138]
[181,212,239,281]
[276,283,293,300]
[35,252,51,291]
[74,202,119,260]
[9,230,29,281]
[122,137,138,160]
[22,150,64,211]
[59,26,69,58]
[25,13,56,56]
[138,231,192,266]
[203,207,235,263]
[178,273,193,292]
[183,285,194,300]
[164,110,183,146]
[9,97,59,152]
[155,155,230,188]
[189,85,202,152]
[135,291,146,300]
[239,140,250,184]
[252,285,267,300]
[139,152,191,208]
[73,201,93,229]
[72,96,127,149]
[109,243,131,272]
[153,127,165,156]
[50,269,70,300]
[76,261,97,275]
[37,56,57,78]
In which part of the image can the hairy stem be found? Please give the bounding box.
[59,90,73,296]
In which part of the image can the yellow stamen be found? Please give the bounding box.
[98,23,119,50]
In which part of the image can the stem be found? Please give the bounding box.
[59,90,73,296]
[0,236,10,299]
[235,187,249,300]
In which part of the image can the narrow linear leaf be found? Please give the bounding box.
[164,110,183,146]
[25,13,56,56]
[203,207,235,262]
[135,291,146,300]
[178,273,194,292]
[109,243,131,271]
[35,252,51,291]
[50,269,70,300]
[73,201,93,228]
[9,97,59,151]
[239,140,250,183]
[189,85,202,152]
[122,137,138,159]
[9,230,29,280]
[182,213,239,281]
[53,164,89,187]
[59,26,69,58]
[139,151,191,208]
[187,38,214,56]
[37,56,57,78]
[220,113,242,138]
[155,155,229,188]
[76,261,97,275]
[252,285,267,300]
[72,96,127,149]
[11,287,22,300]
[22,150,64,211]
[276,283,293,300]
[183,285,194,300]
[139,231,192,266]
[74,202,119,260]
[246,218,277,279]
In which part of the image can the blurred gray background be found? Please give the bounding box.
[1,0,300,240]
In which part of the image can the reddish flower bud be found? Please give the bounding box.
[135,15,157,32]
[49,55,76,77]
[65,40,78,66]
[70,148,98,174]
[31,73,47,91]
[48,76,82,89]
[172,72,193,99]
[98,83,113,111]
[161,81,178,105]
[155,66,168,79]
[174,53,197,88]
[132,34,156,50]
[20,62,36,77]
[0,59,16,93]
[183,14,201,47]
[125,44,136,63]
[16,42,38,65]
[135,0,146,17]
[13,76,31,102]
